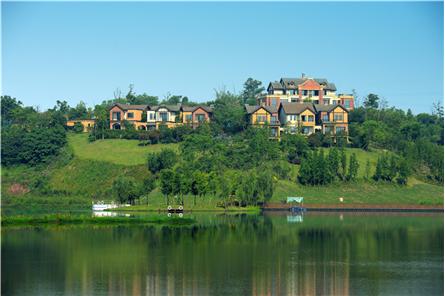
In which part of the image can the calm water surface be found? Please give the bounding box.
[2,212,443,296]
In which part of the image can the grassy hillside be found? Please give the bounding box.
[49,159,150,198]
[288,148,383,180]
[2,133,443,213]
[69,133,178,165]
[271,179,443,205]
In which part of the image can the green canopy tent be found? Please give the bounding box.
[287,197,304,204]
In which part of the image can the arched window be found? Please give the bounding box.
[112,123,121,130]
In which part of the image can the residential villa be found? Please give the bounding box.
[314,104,349,136]
[259,74,354,111]
[109,103,148,130]
[245,105,281,138]
[338,93,354,110]
[109,103,212,130]
[278,102,349,136]
[66,119,95,132]
[278,103,317,135]
[70,74,351,138]
[147,104,182,129]
[181,105,213,128]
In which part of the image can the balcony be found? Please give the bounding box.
[270,119,281,126]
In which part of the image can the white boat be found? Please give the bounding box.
[92,201,118,211]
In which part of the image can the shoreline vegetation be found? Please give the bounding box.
[2,133,443,218]
[2,92,443,219]
[1,214,195,227]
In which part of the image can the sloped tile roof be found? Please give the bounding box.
[112,103,148,111]
[280,102,316,114]
[245,105,278,115]
[181,105,213,113]
[150,104,181,112]
[314,104,348,113]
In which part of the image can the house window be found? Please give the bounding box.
[344,100,351,108]
[325,126,333,134]
[302,127,311,134]
[149,113,155,120]
[308,115,314,122]
[271,98,278,106]
[256,115,267,123]
[334,114,344,122]
[323,114,329,121]
[314,90,319,96]
[336,126,346,134]
[303,90,308,96]
[314,100,319,104]
[271,116,278,124]
[112,112,121,121]
[197,114,205,122]
[301,115,306,122]
[160,112,168,122]
[323,99,329,105]
[270,128,278,137]
[127,112,134,119]
[185,114,192,122]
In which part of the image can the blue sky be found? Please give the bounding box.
[2,2,443,113]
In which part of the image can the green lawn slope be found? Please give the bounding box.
[2,133,443,214]
[69,133,178,165]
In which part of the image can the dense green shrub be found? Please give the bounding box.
[73,122,84,133]
[2,125,67,166]
[89,125,193,144]
[147,149,178,174]
[280,134,309,164]
[373,153,411,185]
[112,176,140,204]
[298,149,359,186]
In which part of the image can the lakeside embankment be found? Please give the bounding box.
[1,214,194,227]
[263,203,444,212]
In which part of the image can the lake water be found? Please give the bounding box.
[2,212,443,295]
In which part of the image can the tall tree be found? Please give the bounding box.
[161,93,184,105]
[432,101,444,120]
[363,93,380,109]
[213,89,245,134]
[1,96,23,126]
[69,101,88,119]
[159,169,174,205]
[347,153,359,181]
[241,78,265,105]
